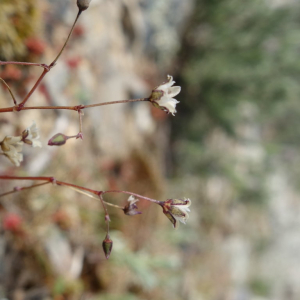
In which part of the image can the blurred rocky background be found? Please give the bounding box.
[1,0,300,299]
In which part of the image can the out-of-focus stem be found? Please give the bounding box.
[99,193,110,234]
[0,61,50,71]
[0,182,50,198]
[78,110,83,139]
[0,78,17,105]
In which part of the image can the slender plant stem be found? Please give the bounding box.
[0,182,50,198]
[50,10,82,67]
[0,176,161,205]
[17,69,48,109]
[83,98,148,109]
[64,185,124,209]
[0,98,148,113]
[56,180,99,195]
[15,10,82,109]
[79,110,83,132]
[103,190,161,204]
[0,176,99,195]
[0,78,17,105]
[99,193,110,234]
[0,61,50,71]
[78,110,83,139]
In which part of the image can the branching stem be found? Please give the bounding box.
[0,9,82,110]
[0,176,162,205]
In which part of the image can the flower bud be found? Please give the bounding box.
[21,129,29,140]
[77,0,91,11]
[102,234,113,259]
[48,133,69,146]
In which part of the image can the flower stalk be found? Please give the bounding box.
[0,98,148,113]
[0,77,17,105]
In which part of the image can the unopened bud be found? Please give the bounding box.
[77,0,91,11]
[48,133,68,146]
[21,129,29,140]
[102,234,113,259]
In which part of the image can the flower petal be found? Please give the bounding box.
[157,75,175,91]
[167,86,181,98]
[157,96,179,115]
[32,140,42,148]
[24,121,42,148]
[4,152,23,166]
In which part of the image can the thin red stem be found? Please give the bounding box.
[0,176,99,196]
[103,190,161,204]
[0,176,162,204]
[17,69,48,109]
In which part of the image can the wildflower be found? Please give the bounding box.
[22,121,42,148]
[160,198,191,229]
[123,195,142,216]
[0,136,24,166]
[102,234,113,259]
[149,75,181,116]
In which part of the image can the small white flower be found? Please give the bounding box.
[22,121,42,148]
[123,195,142,216]
[160,198,191,228]
[149,75,181,116]
[0,136,24,166]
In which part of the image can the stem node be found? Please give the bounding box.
[50,177,57,185]
[75,105,85,111]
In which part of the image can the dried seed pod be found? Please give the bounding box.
[77,0,91,11]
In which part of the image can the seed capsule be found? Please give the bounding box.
[77,0,91,11]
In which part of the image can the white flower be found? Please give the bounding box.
[123,195,142,216]
[22,121,42,148]
[149,75,181,116]
[160,198,191,228]
[0,136,24,166]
